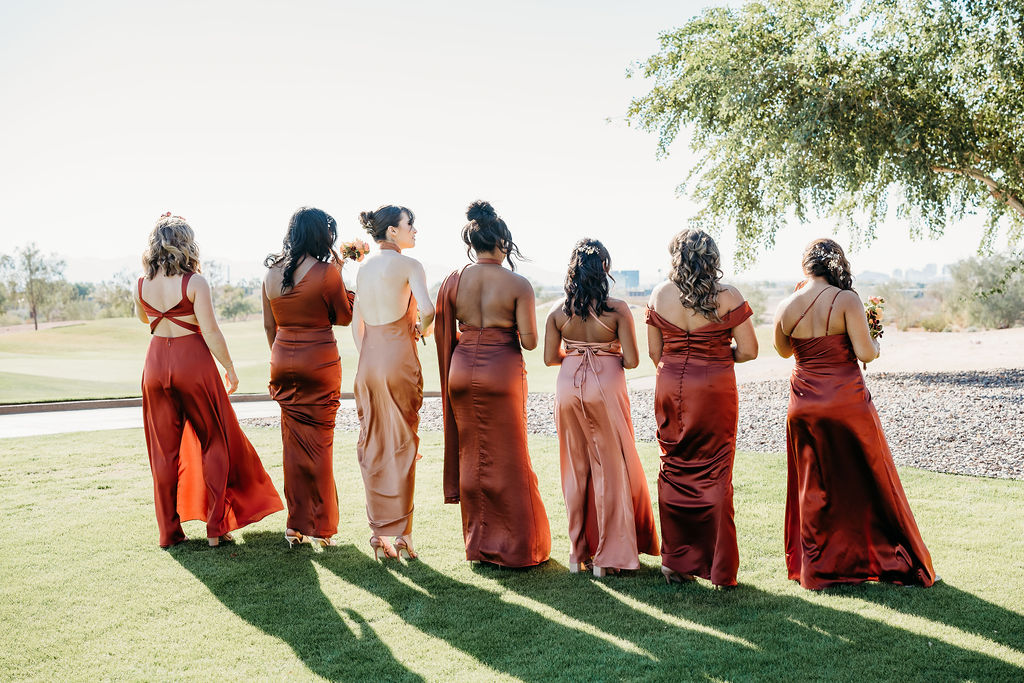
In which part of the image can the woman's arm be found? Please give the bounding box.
[261,280,277,351]
[191,275,238,394]
[727,286,758,363]
[325,261,354,327]
[841,291,881,363]
[515,279,538,350]
[134,286,150,325]
[543,301,565,366]
[772,299,794,358]
[351,300,365,353]
[616,302,640,369]
[407,259,435,337]
[646,289,663,364]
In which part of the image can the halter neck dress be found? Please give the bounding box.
[554,311,659,571]
[784,288,936,588]
[139,273,282,546]
[434,262,551,567]
[645,302,752,586]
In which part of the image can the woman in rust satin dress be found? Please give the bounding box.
[136,213,282,548]
[646,230,758,586]
[544,239,658,576]
[352,205,434,560]
[435,200,551,568]
[774,239,936,589]
[263,207,353,548]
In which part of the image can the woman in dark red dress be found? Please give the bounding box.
[646,229,757,586]
[435,201,551,568]
[136,213,282,548]
[774,239,936,589]
[263,207,353,548]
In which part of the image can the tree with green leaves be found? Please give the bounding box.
[11,243,66,330]
[627,0,1024,265]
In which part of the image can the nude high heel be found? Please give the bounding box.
[208,532,235,547]
[394,536,418,560]
[661,565,696,584]
[307,536,337,548]
[370,536,398,560]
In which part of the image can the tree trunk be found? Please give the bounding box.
[31,305,37,331]
[931,166,1024,219]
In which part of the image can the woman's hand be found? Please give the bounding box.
[224,365,239,394]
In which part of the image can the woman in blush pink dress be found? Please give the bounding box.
[544,238,659,577]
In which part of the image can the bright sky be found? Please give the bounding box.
[0,0,1008,287]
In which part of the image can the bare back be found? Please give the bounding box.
[137,274,199,338]
[356,252,417,325]
[649,280,745,331]
[454,264,529,328]
[773,280,878,363]
[552,305,620,343]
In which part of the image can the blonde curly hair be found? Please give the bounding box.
[668,229,723,322]
[143,215,201,278]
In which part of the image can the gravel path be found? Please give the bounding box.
[244,368,1024,480]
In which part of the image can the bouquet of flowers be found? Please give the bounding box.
[865,296,885,339]
[339,239,370,262]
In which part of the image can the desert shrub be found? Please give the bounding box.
[946,254,1024,329]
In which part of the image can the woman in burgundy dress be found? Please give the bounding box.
[435,200,551,568]
[544,239,659,576]
[263,207,353,548]
[646,229,757,586]
[774,238,936,589]
[136,213,282,548]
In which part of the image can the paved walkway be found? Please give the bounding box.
[1,401,303,438]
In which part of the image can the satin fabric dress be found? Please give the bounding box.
[435,267,552,567]
[786,320,936,589]
[139,274,282,547]
[646,303,752,586]
[268,261,353,538]
[354,294,424,536]
[555,316,659,570]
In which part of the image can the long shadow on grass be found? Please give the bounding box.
[171,532,421,682]
[314,549,659,681]
[853,580,1024,654]
[488,563,1024,680]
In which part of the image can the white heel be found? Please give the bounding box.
[285,530,305,548]
[593,566,606,577]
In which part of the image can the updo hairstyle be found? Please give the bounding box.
[264,206,338,291]
[802,238,853,291]
[462,200,524,270]
[562,238,614,320]
[143,214,201,279]
[360,205,414,242]
[668,229,723,322]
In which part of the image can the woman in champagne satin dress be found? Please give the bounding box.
[137,213,282,548]
[435,200,551,568]
[544,239,658,576]
[774,239,936,589]
[263,207,353,548]
[352,204,434,561]
[646,230,758,586]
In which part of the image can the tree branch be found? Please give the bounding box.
[931,165,1024,219]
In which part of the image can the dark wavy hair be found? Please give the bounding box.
[462,200,524,270]
[562,239,614,320]
[802,238,853,290]
[264,207,337,291]
[669,229,723,322]
[359,205,414,242]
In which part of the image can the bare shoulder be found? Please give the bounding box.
[717,284,744,309]
[608,297,632,317]
[547,297,566,317]
[835,289,862,309]
[508,270,534,293]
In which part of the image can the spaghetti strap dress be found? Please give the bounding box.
[785,289,936,588]
[645,302,752,586]
[555,313,659,570]
[139,273,282,547]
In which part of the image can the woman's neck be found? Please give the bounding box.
[475,248,504,263]
[379,240,401,253]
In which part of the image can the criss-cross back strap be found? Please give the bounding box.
[138,273,200,334]
[824,288,843,333]
[785,286,835,337]
[560,306,615,334]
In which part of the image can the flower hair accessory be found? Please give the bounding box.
[159,211,187,222]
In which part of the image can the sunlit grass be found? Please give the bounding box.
[1,428,1021,680]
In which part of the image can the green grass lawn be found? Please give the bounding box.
[1,427,1022,680]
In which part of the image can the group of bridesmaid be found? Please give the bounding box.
[135,202,938,591]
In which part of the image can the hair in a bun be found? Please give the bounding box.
[802,238,853,291]
[461,200,524,269]
[360,205,414,242]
